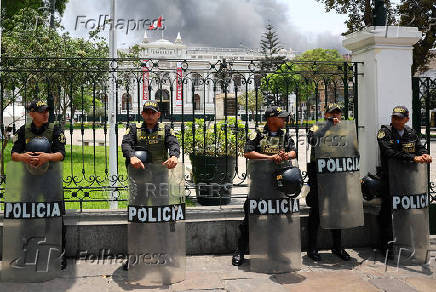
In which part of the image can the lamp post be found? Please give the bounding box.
[373,0,387,27]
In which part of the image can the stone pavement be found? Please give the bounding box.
[1,247,436,292]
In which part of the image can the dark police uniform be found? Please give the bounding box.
[121,101,181,271]
[377,106,428,252]
[121,122,180,165]
[10,100,67,268]
[11,122,66,157]
[236,123,296,255]
[306,122,342,254]
[121,100,180,165]
[305,103,350,261]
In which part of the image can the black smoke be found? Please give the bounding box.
[62,0,347,53]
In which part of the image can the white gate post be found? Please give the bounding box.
[343,26,422,176]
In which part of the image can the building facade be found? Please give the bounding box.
[118,32,296,120]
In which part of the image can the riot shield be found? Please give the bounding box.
[388,159,430,264]
[248,159,301,273]
[313,120,364,229]
[1,161,64,282]
[127,163,186,285]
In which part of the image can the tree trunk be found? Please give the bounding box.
[364,0,373,26]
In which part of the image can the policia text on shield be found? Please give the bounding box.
[306,104,364,262]
[377,105,432,263]
[121,100,185,285]
[2,100,66,282]
[232,106,302,270]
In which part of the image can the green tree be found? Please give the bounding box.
[237,90,263,117]
[317,0,435,74]
[1,8,108,122]
[263,48,345,108]
[316,0,396,34]
[260,23,286,72]
[2,0,69,30]
[398,0,436,74]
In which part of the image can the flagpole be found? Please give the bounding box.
[108,0,118,209]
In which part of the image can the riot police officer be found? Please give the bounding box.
[232,106,296,266]
[10,100,67,271]
[11,100,66,168]
[121,100,180,169]
[121,100,181,273]
[377,105,432,256]
[306,104,352,262]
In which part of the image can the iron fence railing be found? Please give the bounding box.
[412,76,436,204]
[0,57,361,210]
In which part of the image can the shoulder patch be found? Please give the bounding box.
[58,133,66,144]
[310,125,319,132]
[125,127,130,135]
[249,131,257,140]
[169,128,175,136]
[377,129,385,139]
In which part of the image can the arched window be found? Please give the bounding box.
[155,89,170,101]
[194,94,201,110]
[193,73,202,87]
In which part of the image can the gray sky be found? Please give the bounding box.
[61,0,353,53]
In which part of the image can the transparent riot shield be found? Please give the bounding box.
[388,159,430,264]
[1,161,64,282]
[248,159,301,273]
[127,163,186,285]
[313,120,364,229]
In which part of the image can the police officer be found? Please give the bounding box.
[10,100,67,269]
[121,100,180,169]
[377,105,432,256]
[232,106,296,266]
[11,100,66,168]
[306,103,351,262]
[121,100,181,272]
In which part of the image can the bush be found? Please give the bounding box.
[177,117,246,156]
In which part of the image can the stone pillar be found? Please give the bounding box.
[342,26,422,176]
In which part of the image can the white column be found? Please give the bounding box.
[343,26,422,176]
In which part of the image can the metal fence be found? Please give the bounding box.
[412,76,436,203]
[0,57,360,210]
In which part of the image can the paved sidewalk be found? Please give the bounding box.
[1,247,436,291]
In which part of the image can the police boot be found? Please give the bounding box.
[61,255,67,270]
[332,248,351,261]
[381,247,394,261]
[122,260,129,271]
[307,249,322,261]
[232,250,245,266]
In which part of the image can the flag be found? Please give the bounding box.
[176,62,183,106]
[142,60,150,101]
[149,16,163,30]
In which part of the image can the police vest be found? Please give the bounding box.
[257,127,285,155]
[24,123,55,147]
[135,123,168,162]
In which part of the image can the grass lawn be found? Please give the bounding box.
[2,142,195,210]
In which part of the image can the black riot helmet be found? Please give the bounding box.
[24,137,51,175]
[134,149,152,164]
[25,136,51,153]
[274,167,303,198]
[361,173,384,201]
